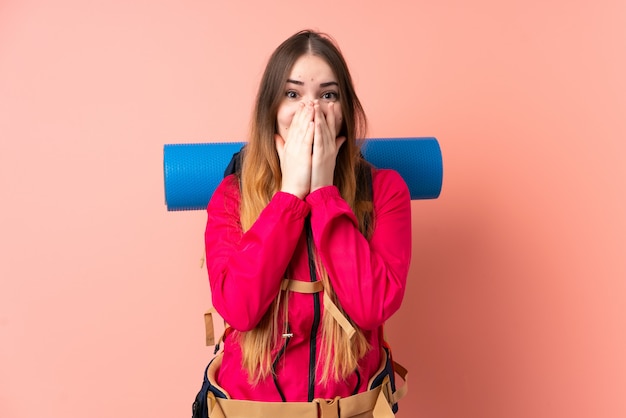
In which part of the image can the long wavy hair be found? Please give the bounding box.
[238,30,372,384]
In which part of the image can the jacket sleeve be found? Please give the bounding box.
[205,175,311,331]
[305,169,412,330]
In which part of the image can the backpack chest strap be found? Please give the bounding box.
[281,279,356,339]
[280,279,324,293]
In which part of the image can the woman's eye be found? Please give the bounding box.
[321,91,339,101]
[286,90,298,99]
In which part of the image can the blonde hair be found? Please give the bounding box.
[237,30,372,384]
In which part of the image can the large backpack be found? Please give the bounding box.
[192,147,407,417]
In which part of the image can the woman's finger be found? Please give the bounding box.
[313,102,333,150]
[326,102,336,139]
[286,101,314,145]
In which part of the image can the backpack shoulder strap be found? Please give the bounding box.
[224,146,245,177]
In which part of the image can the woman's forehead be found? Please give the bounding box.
[287,54,337,83]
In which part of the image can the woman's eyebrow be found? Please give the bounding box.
[286,79,338,88]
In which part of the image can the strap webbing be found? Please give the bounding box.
[281,279,324,293]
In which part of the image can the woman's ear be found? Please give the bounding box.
[274,133,286,154]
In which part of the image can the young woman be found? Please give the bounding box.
[204,30,411,416]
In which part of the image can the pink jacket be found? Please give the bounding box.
[204,168,412,402]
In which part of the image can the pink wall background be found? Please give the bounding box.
[1,1,625,417]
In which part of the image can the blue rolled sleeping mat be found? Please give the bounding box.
[163,137,443,211]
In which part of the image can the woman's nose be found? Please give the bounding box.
[293,99,320,115]
[298,97,317,105]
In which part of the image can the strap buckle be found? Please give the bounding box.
[315,396,340,418]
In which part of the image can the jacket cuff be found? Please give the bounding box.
[270,191,311,217]
[305,186,341,206]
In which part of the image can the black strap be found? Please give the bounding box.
[305,218,321,402]
[223,146,245,177]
